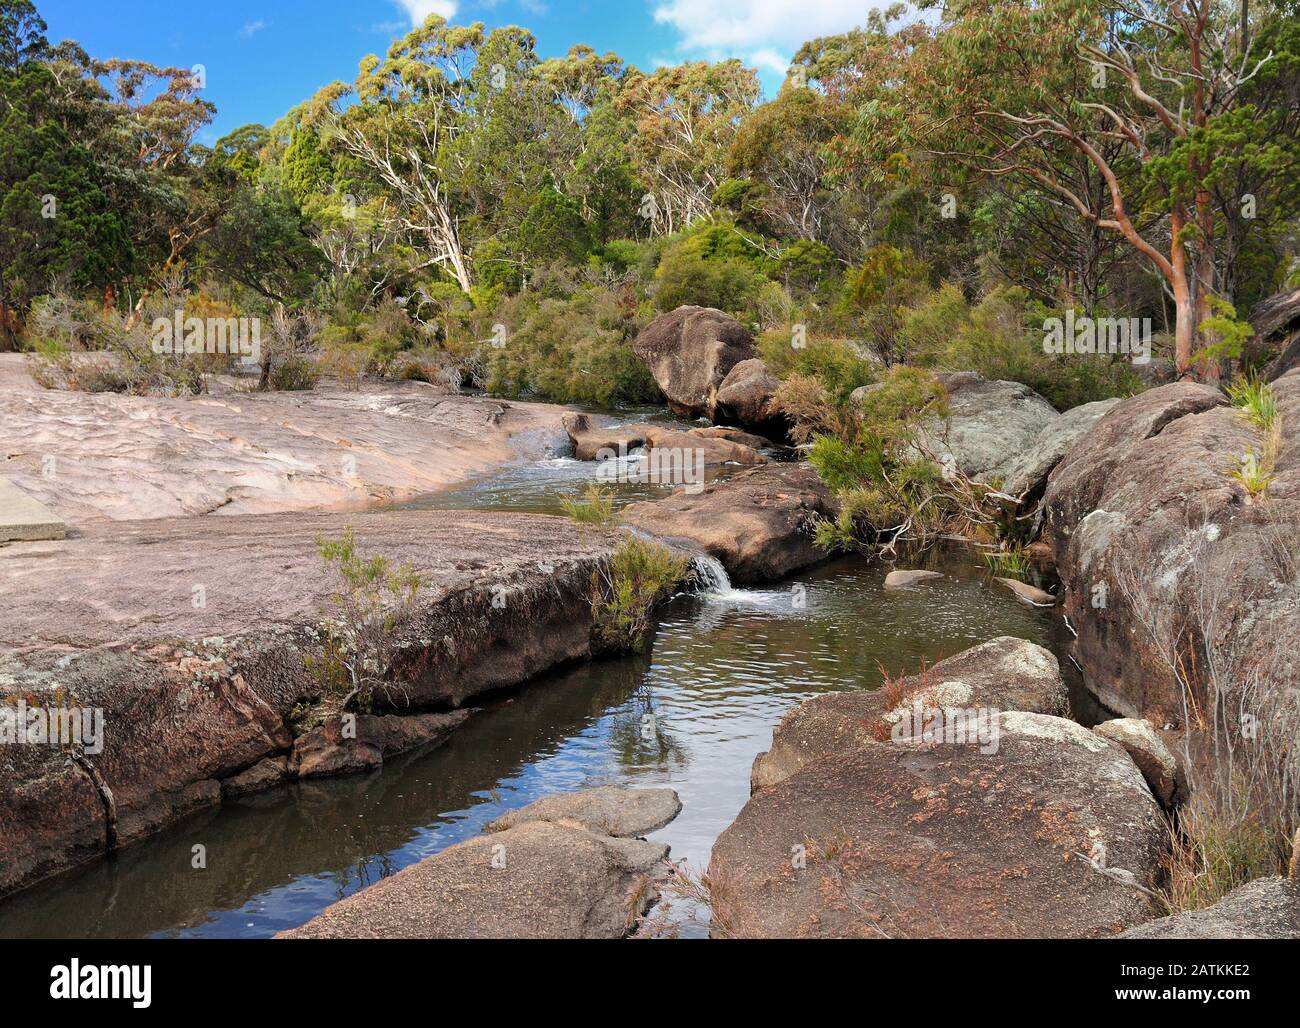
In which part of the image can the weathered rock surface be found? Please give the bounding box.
[1250,285,1300,380]
[486,786,682,838]
[1119,877,1300,939]
[632,306,755,419]
[0,510,620,898]
[913,372,1058,481]
[715,358,783,435]
[1092,718,1182,808]
[1000,398,1122,499]
[751,637,1068,792]
[640,425,766,466]
[288,711,472,781]
[560,412,647,461]
[0,354,570,525]
[280,789,681,939]
[715,712,1166,938]
[688,425,774,451]
[1043,372,1300,718]
[622,463,837,585]
[560,412,764,466]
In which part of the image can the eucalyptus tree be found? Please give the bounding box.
[616,60,760,235]
[912,0,1294,380]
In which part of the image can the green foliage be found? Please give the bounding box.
[314,527,425,711]
[1193,295,1255,370]
[654,236,769,320]
[562,484,616,526]
[901,285,1144,410]
[1226,375,1279,433]
[590,536,688,653]
[757,332,877,404]
[803,365,953,549]
[485,285,660,407]
[1231,449,1274,497]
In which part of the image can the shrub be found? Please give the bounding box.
[758,332,877,404]
[313,528,425,712]
[590,536,688,653]
[485,287,660,407]
[902,285,1144,410]
[562,484,616,526]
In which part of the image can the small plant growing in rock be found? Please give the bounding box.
[1226,374,1278,433]
[562,484,617,526]
[312,528,424,712]
[590,536,688,653]
[1230,448,1275,497]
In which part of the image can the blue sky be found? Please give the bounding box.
[34,0,880,144]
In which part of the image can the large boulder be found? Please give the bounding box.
[1092,718,1183,809]
[560,413,764,466]
[751,637,1068,792]
[622,463,837,585]
[715,358,784,436]
[999,398,1122,500]
[1042,372,1300,718]
[280,788,681,939]
[1249,286,1300,380]
[632,306,756,419]
[1119,877,1300,939]
[712,712,1167,938]
[913,372,1058,482]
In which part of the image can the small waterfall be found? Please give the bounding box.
[689,553,733,595]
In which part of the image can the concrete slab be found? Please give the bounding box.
[0,477,66,542]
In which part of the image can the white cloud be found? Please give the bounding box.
[392,0,458,28]
[746,48,791,75]
[653,0,879,55]
[240,20,267,39]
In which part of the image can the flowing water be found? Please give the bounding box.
[0,457,1085,939]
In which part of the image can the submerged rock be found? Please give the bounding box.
[995,577,1056,607]
[632,306,755,419]
[622,463,837,585]
[1119,877,1300,939]
[688,425,775,451]
[280,789,682,939]
[560,412,648,461]
[714,711,1166,938]
[486,785,682,838]
[751,637,1068,791]
[560,413,764,466]
[884,569,944,588]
